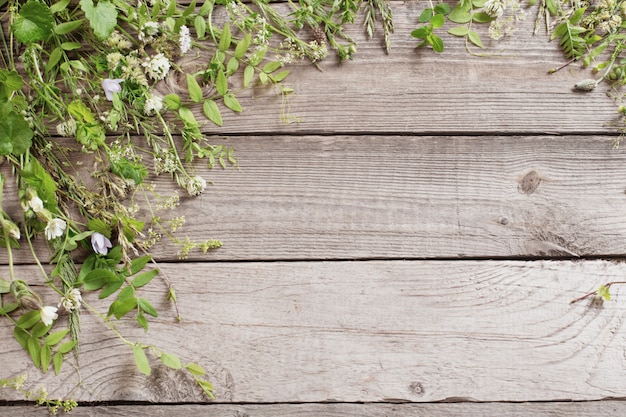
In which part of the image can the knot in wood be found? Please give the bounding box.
[408,381,425,396]
[518,170,542,195]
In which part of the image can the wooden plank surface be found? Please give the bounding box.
[1,260,626,403]
[9,401,626,417]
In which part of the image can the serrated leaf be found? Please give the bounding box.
[80,0,118,40]
[12,1,54,43]
[186,74,203,103]
[133,345,151,376]
[160,352,182,369]
[468,30,483,48]
[203,99,223,126]
[46,329,70,346]
[0,111,33,155]
[448,26,470,36]
[223,93,242,112]
[54,20,83,35]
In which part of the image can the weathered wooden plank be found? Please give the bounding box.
[2,3,618,134]
[8,401,626,417]
[154,2,618,135]
[1,134,625,263]
[1,260,626,403]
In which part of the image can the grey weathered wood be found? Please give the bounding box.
[8,401,626,417]
[1,260,626,403]
[2,135,626,263]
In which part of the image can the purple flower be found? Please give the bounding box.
[91,232,112,255]
[102,78,124,101]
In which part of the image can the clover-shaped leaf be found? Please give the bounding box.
[12,1,53,43]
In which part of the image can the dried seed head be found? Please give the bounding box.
[574,79,598,91]
[311,25,327,45]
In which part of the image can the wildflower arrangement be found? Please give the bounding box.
[0,0,395,408]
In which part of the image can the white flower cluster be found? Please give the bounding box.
[179,25,192,55]
[143,53,171,80]
[61,288,82,311]
[484,0,504,18]
[186,175,207,196]
[143,93,164,115]
[56,118,77,137]
[105,31,133,50]
[154,150,179,174]
[139,21,160,42]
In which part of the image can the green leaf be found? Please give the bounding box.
[31,322,52,338]
[50,0,71,14]
[219,22,231,51]
[68,100,95,123]
[448,6,471,23]
[61,41,81,51]
[80,0,118,40]
[46,329,70,346]
[99,278,124,299]
[0,70,23,92]
[235,34,251,59]
[17,310,41,329]
[430,13,445,29]
[262,61,282,74]
[137,297,158,317]
[194,15,206,39]
[418,8,433,23]
[46,47,63,72]
[198,0,213,16]
[472,12,494,23]
[216,70,228,96]
[41,344,52,373]
[14,327,29,349]
[133,345,151,376]
[160,352,182,369]
[243,65,254,88]
[20,158,57,210]
[182,0,196,16]
[57,340,77,354]
[185,362,206,376]
[223,93,242,112]
[0,111,33,155]
[448,26,470,36]
[248,47,267,66]
[132,269,159,288]
[83,268,118,291]
[226,57,239,76]
[53,351,63,375]
[54,20,83,35]
[468,30,483,48]
[186,74,203,103]
[196,379,214,399]
[434,3,451,14]
[117,285,135,301]
[109,297,137,319]
[87,218,112,239]
[429,34,444,52]
[178,106,198,127]
[271,70,290,83]
[27,337,41,368]
[597,284,611,301]
[164,94,181,110]
[411,26,431,39]
[0,278,10,294]
[12,1,54,43]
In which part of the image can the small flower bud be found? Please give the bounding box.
[574,79,598,91]
[10,280,43,310]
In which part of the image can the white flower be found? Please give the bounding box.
[61,288,82,311]
[55,118,77,137]
[102,78,124,101]
[45,218,66,240]
[143,53,171,80]
[139,21,160,42]
[484,0,505,17]
[179,25,192,54]
[143,93,164,116]
[186,176,207,196]
[40,306,58,326]
[91,232,112,255]
[106,52,124,71]
[28,196,44,213]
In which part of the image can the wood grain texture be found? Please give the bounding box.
[1,260,626,403]
[155,2,619,135]
[1,135,626,263]
[8,401,626,417]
